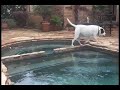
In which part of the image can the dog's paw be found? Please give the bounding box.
[85,42,90,44]
[80,44,84,46]
[96,42,100,44]
[71,44,74,47]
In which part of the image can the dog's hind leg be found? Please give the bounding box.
[76,38,82,46]
[93,36,101,44]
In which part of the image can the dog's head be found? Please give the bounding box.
[98,27,106,36]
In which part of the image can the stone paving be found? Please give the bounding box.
[1,62,12,85]
[2,28,119,51]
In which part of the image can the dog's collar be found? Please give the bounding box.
[98,27,100,36]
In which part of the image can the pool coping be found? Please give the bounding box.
[2,44,118,63]
[2,39,72,48]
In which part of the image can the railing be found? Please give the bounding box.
[98,14,118,36]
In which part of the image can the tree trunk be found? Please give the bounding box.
[116,5,119,23]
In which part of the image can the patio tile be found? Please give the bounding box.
[2,29,119,51]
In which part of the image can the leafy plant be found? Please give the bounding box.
[1,5,26,19]
[92,5,112,23]
[93,5,106,11]
[50,15,63,26]
[33,5,53,21]
[93,5,111,14]
[13,11,28,27]
[2,19,16,28]
[27,19,37,28]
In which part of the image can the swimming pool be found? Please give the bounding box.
[4,50,118,85]
[2,40,73,57]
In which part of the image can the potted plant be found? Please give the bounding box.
[33,5,53,32]
[50,15,63,31]
[1,19,9,30]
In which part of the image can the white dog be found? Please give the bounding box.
[67,18,106,46]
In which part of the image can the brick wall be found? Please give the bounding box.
[63,5,93,27]
[64,5,75,27]
[77,5,93,23]
[26,5,93,28]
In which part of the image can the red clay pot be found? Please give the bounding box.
[2,22,9,30]
[42,21,50,32]
[50,24,61,31]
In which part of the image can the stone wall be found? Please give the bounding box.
[26,5,93,28]
[77,5,93,23]
[63,5,93,28]
[26,5,118,29]
[52,5,64,19]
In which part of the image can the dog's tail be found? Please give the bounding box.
[67,18,76,27]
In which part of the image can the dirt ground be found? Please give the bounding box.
[1,27,119,51]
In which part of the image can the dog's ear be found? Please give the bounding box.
[100,28,104,34]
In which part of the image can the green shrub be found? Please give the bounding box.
[2,19,17,28]
[1,5,26,19]
[50,15,63,26]
[27,19,36,28]
[13,11,28,27]
[33,5,53,21]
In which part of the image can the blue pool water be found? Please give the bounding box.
[5,50,118,85]
[2,43,70,57]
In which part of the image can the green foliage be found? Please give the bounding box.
[2,19,16,28]
[93,5,111,14]
[93,5,106,11]
[1,5,26,19]
[27,19,37,28]
[13,11,28,27]
[1,5,28,28]
[33,5,53,21]
[92,5,113,23]
[50,15,63,26]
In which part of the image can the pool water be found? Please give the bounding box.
[5,50,118,85]
[2,44,69,57]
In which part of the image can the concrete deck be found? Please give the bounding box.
[2,28,119,51]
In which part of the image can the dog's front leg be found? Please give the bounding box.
[71,39,75,46]
[72,28,80,46]
[94,37,100,44]
[85,40,90,44]
[72,38,83,46]
[76,39,83,46]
